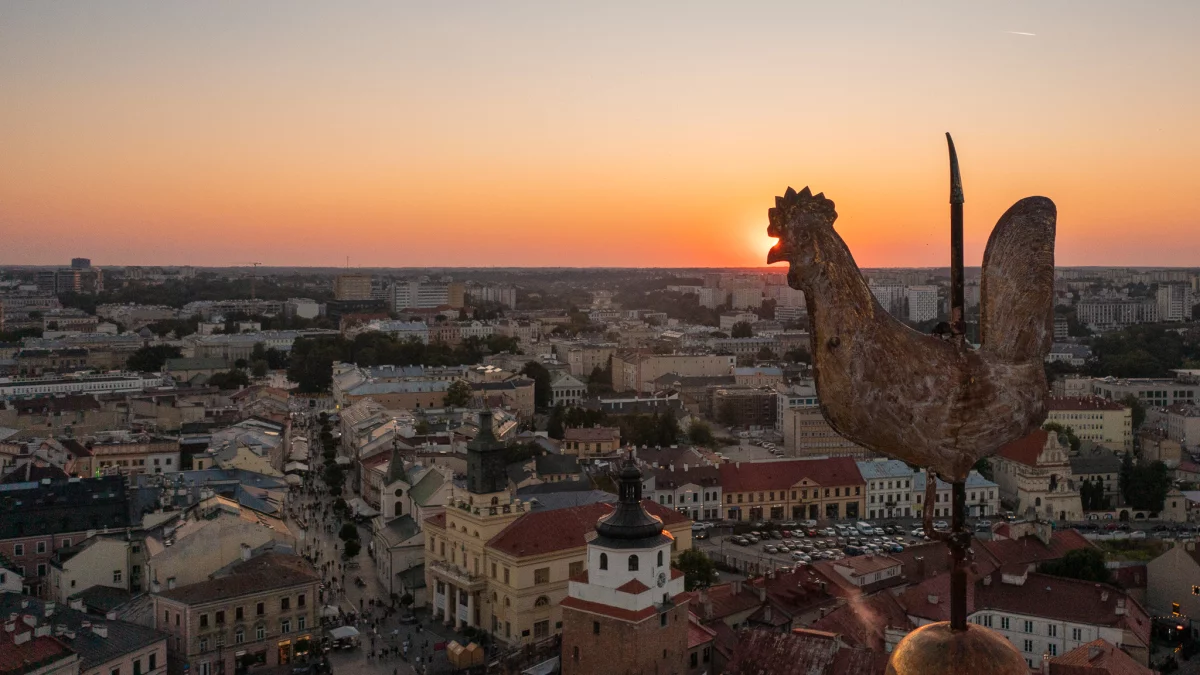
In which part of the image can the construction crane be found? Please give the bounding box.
[232,262,263,299]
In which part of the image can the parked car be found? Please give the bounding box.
[764,545,778,554]
[770,531,783,540]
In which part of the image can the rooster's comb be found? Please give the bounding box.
[772,186,836,223]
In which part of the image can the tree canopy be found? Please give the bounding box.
[730,321,754,338]
[127,345,182,372]
[520,361,552,409]
[444,379,474,407]
[1039,548,1111,584]
[673,549,718,590]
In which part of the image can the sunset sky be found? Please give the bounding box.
[2,1,1199,268]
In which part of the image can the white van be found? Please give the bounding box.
[855,521,875,535]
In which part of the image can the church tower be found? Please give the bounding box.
[465,410,508,502]
[560,456,689,675]
[379,436,409,521]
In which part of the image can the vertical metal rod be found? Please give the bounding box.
[950,481,968,630]
[947,133,969,631]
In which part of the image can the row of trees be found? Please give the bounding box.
[545,405,682,448]
[288,333,521,393]
[1118,451,1172,512]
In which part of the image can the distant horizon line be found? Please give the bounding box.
[3,264,1198,272]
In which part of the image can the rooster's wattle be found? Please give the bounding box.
[766,186,1056,481]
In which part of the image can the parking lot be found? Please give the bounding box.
[694,519,942,576]
[712,439,786,464]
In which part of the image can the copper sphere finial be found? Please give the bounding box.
[887,622,1028,675]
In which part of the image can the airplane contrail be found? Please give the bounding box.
[1005,31,1037,36]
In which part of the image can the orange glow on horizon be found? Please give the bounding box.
[2,2,1200,268]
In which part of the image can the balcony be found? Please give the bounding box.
[429,560,487,590]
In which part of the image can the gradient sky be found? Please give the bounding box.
[2,1,1199,268]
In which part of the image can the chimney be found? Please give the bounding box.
[732,579,743,595]
[3,620,14,633]
[240,543,252,561]
[43,602,55,617]
[1115,598,1126,615]
[13,630,31,645]
[927,595,939,605]
[22,614,36,628]
[763,604,773,623]
[106,611,118,621]
[915,556,926,578]
[1100,590,1109,602]
[69,598,84,612]
[1088,644,1103,660]
[700,588,713,620]
[92,623,108,638]
[983,574,992,586]
[757,584,767,602]
[54,624,67,637]
[34,624,50,638]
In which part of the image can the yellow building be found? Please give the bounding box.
[1047,396,1132,452]
[718,457,865,522]
[422,413,690,645]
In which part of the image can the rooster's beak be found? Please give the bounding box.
[767,241,784,265]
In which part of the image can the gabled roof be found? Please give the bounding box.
[486,499,686,558]
[155,553,318,605]
[979,529,1091,568]
[1049,638,1154,675]
[811,591,913,652]
[408,467,446,506]
[719,457,864,493]
[997,429,1051,466]
[563,427,620,442]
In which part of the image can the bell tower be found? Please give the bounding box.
[560,456,689,675]
[465,410,508,501]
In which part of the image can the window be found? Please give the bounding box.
[492,563,497,578]
[297,594,305,607]
[569,561,583,577]
[504,568,510,584]
[149,654,156,671]
[61,538,71,548]
[1001,617,1010,630]
[660,613,668,627]
[256,602,265,616]
[599,553,608,570]
[1023,620,1033,633]
[1047,644,1057,656]
[534,567,550,584]
[1022,639,1033,653]
[113,668,121,675]
[534,596,549,607]
[657,551,664,566]
[297,616,306,631]
[628,555,639,571]
[14,544,23,556]
[235,607,244,621]
[37,563,46,577]
[281,619,291,634]
[200,614,209,628]
[36,541,47,554]
[281,597,290,611]
[593,621,600,635]
[199,638,208,652]
[256,626,265,640]
[1071,628,1082,641]
[533,620,549,639]
[1048,624,1056,637]
[235,629,245,644]
[216,611,225,625]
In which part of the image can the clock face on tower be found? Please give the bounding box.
[657,571,667,588]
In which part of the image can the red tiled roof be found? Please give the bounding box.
[811,592,913,651]
[702,582,763,620]
[997,429,1050,466]
[1178,461,1200,474]
[486,499,687,558]
[615,578,650,594]
[1048,396,1126,412]
[560,591,689,623]
[0,630,74,675]
[719,457,864,493]
[687,614,717,649]
[980,529,1092,568]
[424,513,447,530]
[1049,638,1154,675]
[832,554,900,578]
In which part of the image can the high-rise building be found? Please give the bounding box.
[390,280,464,311]
[906,285,939,322]
[560,458,689,675]
[334,273,373,301]
[868,280,906,316]
[70,257,91,269]
[1157,283,1193,322]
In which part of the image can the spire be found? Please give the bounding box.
[386,433,406,486]
[595,454,664,541]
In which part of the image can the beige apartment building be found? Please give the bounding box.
[1046,396,1132,452]
[153,553,320,675]
[560,427,621,460]
[562,343,617,378]
[780,405,868,458]
[62,436,181,477]
[334,274,373,301]
[610,353,735,393]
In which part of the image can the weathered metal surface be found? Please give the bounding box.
[766,186,1056,482]
[885,623,1028,675]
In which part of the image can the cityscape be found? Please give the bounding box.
[4,3,1200,675]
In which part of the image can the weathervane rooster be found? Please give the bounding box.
[766,139,1056,482]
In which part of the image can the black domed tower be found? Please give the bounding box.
[466,411,507,496]
[592,456,669,547]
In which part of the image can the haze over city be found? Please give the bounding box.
[3,1,1200,268]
